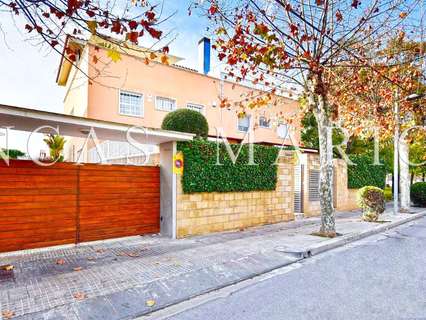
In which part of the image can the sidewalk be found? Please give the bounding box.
[1,207,425,320]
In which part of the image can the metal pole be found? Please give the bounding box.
[393,89,399,215]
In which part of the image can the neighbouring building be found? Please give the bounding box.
[55,35,303,163]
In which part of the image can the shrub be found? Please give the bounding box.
[161,109,209,138]
[1,149,25,159]
[348,155,386,189]
[384,186,393,201]
[178,139,279,193]
[411,182,426,207]
[356,186,385,222]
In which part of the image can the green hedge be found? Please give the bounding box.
[347,155,386,189]
[178,140,279,193]
[411,182,426,207]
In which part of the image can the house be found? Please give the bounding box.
[55,35,302,163]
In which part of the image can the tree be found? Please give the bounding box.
[195,0,421,236]
[300,112,344,153]
[328,36,426,211]
[1,0,171,77]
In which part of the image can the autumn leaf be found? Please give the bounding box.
[161,54,169,65]
[92,55,99,64]
[335,10,343,22]
[0,264,14,271]
[127,31,139,43]
[25,24,33,32]
[73,292,87,300]
[147,27,162,39]
[128,20,138,30]
[146,299,156,307]
[86,21,97,35]
[149,52,157,60]
[208,5,218,15]
[56,259,66,265]
[351,0,360,9]
[399,12,408,19]
[73,267,83,272]
[107,49,121,62]
[1,310,15,319]
[127,252,140,257]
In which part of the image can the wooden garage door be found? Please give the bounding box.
[0,160,78,252]
[78,164,160,242]
[0,160,160,253]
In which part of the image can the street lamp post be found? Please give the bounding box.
[393,90,400,215]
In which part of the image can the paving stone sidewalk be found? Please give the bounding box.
[0,207,425,320]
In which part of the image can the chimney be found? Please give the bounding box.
[198,37,211,75]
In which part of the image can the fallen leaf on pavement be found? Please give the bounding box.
[87,257,96,261]
[95,249,106,253]
[2,310,15,319]
[56,259,65,265]
[127,252,140,257]
[146,299,156,307]
[73,292,87,300]
[0,264,14,271]
[73,267,83,272]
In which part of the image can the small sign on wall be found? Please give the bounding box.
[173,151,184,175]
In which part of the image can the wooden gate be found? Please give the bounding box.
[0,160,160,253]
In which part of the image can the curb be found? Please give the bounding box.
[305,211,426,257]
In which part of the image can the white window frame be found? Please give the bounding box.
[155,96,177,112]
[186,102,205,114]
[118,90,144,118]
[259,116,271,129]
[277,123,289,139]
[237,115,251,133]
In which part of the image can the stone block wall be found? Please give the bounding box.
[334,159,359,211]
[176,157,295,238]
[302,155,359,217]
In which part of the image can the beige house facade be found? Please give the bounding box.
[57,36,302,163]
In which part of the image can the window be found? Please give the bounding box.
[186,103,204,113]
[277,123,289,139]
[156,96,176,112]
[259,116,270,128]
[119,91,143,117]
[237,115,250,132]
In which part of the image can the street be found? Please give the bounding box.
[156,216,426,320]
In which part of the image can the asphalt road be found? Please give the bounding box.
[163,216,426,320]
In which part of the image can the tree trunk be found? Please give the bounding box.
[316,108,335,235]
[411,172,415,186]
[307,84,335,236]
[399,138,410,211]
[423,173,425,182]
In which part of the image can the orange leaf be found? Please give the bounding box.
[56,259,65,265]
[73,292,87,300]
[2,310,15,319]
[73,267,83,272]
[0,264,14,271]
[161,54,169,65]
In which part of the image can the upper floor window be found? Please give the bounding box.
[186,103,204,113]
[259,116,271,128]
[237,115,251,132]
[119,91,143,117]
[156,96,176,112]
[277,123,289,139]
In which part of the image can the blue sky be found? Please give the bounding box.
[0,0,209,152]
[0,0,209,112]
